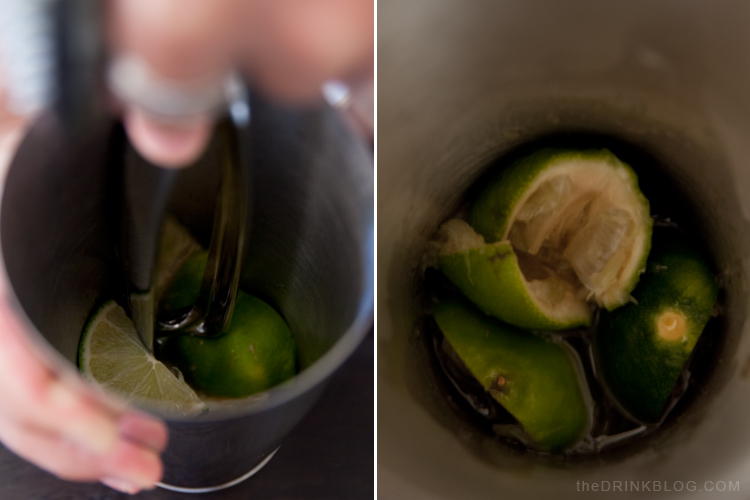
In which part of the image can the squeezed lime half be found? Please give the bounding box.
[437,148,652,330]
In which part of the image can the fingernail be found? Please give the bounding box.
[102,477,141,495]
[124,108,212,168]
[103,440,163,490]
[48,382,118,454]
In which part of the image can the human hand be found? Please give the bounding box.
[0,0,373,490]
[0,77,168,496]
[108,0,374,167]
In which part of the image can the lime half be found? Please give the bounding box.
[595,229,718,423]
[469,148,652,310]
[437,149,652,330]
[433,297,592,452]
[159,250,298,398]
[79,300,206,416]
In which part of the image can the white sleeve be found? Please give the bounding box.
[0,0,53,115]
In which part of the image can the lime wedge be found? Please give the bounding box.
[437,219,591,330]
[433,297,592,452]
[468,148,652,312]
[79,300,206,416]
[595,229,718,423]
[155,215,203,301]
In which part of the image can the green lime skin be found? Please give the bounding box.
[162,251,208,313]
[160,251,297,398]
[466,148,652,311]
[595,229,718,423]
[433,297,591,452]
[438,241,591,330]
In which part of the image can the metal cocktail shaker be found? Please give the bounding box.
[379,1,750,499]
[0,0,373,492]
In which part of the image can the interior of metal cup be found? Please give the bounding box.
[1,94,373,420]
[379,1,750,498]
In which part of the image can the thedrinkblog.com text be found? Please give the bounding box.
[576,480,739,493]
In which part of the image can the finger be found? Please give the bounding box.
[117,411,169,453]
[0,302,169,460]
[0,71,29,182]
[240,0,374,102]
[108,0,238,167]
[325,79,374,140]
[0,262,170,454]
[108,0,239,81]
[0,418,161,489]
[101,477,142,495]
[122,108,213,168]
[100,436,163,488]
[0,298,166,489]
[0,300,120,454]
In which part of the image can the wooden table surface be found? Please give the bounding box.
[0,331,374,500]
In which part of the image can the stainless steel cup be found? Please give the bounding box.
[379,1,750,498]
[1,93,373,490]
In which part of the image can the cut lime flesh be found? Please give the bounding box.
[468,148,652,313]
[433,297,591,452]
[79,300,206,416]
[437,219,591,330]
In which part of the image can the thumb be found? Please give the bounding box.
[107,0,238,168]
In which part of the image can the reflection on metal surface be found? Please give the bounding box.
[156,446,280,494]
